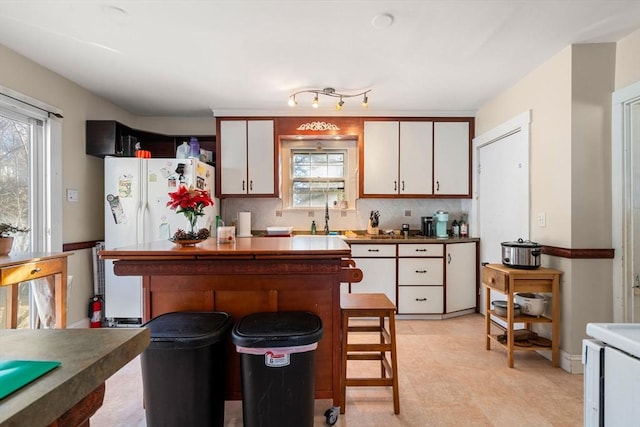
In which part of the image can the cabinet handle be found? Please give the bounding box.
[242,180,246,191]
[31,268,41,274]
[401,180,405,191]
[436,181,440,192]
[415,298,427,301]
[393,180,397,191]
[249,180,253,191]
[415,249,427,252]
[447,253,452,264]
[367,249,380,252]
[415,270,427,273]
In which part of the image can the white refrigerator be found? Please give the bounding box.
[104,157,219,325]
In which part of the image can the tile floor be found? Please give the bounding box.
[91,314,583,427]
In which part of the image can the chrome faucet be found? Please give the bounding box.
[324,201,330,234]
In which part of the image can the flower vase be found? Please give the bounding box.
[0,237,14,256]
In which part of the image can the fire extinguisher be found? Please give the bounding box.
[89,296,103,328]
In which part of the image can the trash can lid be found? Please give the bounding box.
[231,311,323,348]
[143,311,232,347]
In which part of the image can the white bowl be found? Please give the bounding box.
[514,293,546,316]
[266,226,294,235]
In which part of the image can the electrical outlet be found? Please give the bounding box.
[308,211,314,217]
[341,210,347,217]
[275,209,282,217]
[404,209,411,217]
[537,212,546,227]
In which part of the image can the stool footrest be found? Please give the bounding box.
[347,343,391,352]
[346,378,394,387]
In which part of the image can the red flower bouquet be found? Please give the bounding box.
[166,185,214,240]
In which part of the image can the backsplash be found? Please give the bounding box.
[220,197,472,234]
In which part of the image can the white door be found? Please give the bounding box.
[613,81,640,323]
[400,121,433,195]
[475,112,530,313]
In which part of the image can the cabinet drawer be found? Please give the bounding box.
[0,258,64,284]
[482,267,508,292]
[350,244,396,257]
[398,244,443,257]
[398,286,443,314]
[398,258,443,286]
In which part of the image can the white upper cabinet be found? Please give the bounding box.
[363,121,399,195]
[433,121,470,196]
[363,121,433,196]
[400,121,433,195]
[219,120,275,196]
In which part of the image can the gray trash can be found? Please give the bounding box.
[141,311,232,427]
[231,311,323,427]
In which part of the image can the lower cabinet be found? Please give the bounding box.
[397,243,444,314]
[347,240,478,318]
[445,241,478,313]
[347,243,396,305]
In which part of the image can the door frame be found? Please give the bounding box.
[612,80,640,322]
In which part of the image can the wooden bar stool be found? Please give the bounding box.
[340,292,400,415]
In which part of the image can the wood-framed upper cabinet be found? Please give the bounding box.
[218,119,275,196]
[362,120,433,196]
[433,121,470,196]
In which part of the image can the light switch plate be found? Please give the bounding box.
[66,189,79,202]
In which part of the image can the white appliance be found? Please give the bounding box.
[583,323,640,427]
[104,157,219,325]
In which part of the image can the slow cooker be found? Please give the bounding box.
[501,238,542,269]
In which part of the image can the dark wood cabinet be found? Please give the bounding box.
[86,120,215,163]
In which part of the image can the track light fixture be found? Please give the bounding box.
[288,87,371,110]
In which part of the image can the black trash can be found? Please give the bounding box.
[141,311,232,427]
[231,311,323,427]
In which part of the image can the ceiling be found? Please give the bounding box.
[0,1,638,117]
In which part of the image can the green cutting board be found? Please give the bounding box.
[0,359,61,400]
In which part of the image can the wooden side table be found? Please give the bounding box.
[0,252,72,329]
[482,263,562,368]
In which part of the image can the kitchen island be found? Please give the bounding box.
[100,236,358,407]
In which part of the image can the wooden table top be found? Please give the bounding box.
[100,236,352,260]
[0,252,73,271]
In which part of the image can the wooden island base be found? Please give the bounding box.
[101,237,358,407]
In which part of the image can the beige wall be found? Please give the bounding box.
[0,44,214,325]
[615,28,640,90]
[475,43,617,364]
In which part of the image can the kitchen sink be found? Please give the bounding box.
[292,234,348,240]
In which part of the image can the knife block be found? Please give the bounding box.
[367,220,379,235]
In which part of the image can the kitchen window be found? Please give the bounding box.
[281,139,357,209]
[0,88,62,328]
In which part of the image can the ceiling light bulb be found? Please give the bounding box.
[362,94,368,108]
[336,98,344,110]
[312,95,319,108]
[288,95,297,107]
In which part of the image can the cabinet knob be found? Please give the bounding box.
[31,268,41,274]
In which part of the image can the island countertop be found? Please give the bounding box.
[0,328,150,427]
[99,235,352,259]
